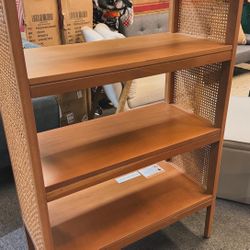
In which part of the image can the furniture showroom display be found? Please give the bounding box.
[106,10,250,112]
[0,0,243,249]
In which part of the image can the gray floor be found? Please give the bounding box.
[0,171,249,250]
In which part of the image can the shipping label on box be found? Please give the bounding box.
[23,0,61,46]
[59,0,93,44]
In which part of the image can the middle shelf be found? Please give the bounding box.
[38,103,221,201]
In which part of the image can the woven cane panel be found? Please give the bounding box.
[173,63,222,125]
[0,2,46,249]
[177,0,230,43]
[171,145,212,189]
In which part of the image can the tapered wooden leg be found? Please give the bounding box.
[204,201,216,239]
[25,226,35,250]
[116,80,133,114]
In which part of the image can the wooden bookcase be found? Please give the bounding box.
[0,0,243,249]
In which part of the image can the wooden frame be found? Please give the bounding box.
[0,0,243,249]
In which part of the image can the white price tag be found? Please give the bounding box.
[116,171,141,184]
[139,164,165,178]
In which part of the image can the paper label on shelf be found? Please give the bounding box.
[116,171,141,184]
[139,164,165,178]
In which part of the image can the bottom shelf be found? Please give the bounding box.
[48,161,213,250]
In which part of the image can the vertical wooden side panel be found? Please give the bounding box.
[165,0,243,238]
[0,0,54,249]
[165,0,180,103]
[208,0,244,197]
[168,0,179,33]
[204,0,244,238]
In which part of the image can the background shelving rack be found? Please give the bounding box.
[0,0,243,249]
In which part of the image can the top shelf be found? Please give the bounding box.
[24,33,232,97]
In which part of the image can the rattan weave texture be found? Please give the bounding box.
[178,0,230,43]
[172,0,231,188]
[171,145,212,189]
[173,63,222,125]
[0,1,46,249]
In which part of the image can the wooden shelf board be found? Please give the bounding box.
[38,103,220,196]
[48,161,213,250]
[24,33,232,97]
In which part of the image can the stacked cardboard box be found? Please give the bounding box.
[22,0,61,46]
[57,90,90,127]
[58,0,93,44]
[56,0,93,126]
[22,0,93,125]
[23,0,93,45]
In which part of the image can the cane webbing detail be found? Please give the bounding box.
[171,145,212,189]
[177,0,230,43]
[172,63,222,125]
[0,2,46,249]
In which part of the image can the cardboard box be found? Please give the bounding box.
[57,90,90,127]
[23,0,61,46]
[58,0,93,44]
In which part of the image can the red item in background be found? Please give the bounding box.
[134,1,169,15]
[16,0,24,32]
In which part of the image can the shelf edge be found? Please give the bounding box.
[104,196,213,249]
[30,50,232,98]
[46,129,220,201]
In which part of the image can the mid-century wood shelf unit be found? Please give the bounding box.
[0,0,243,249]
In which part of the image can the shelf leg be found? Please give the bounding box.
[116,80,133,113]
[204,200,216,239]
[24,226,35,250]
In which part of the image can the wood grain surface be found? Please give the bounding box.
[38,103,221,195]
[25,32,232,97]
[48,161,213,250]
